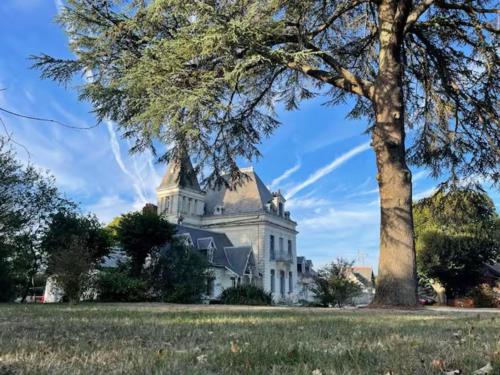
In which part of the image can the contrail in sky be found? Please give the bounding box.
[285,142,371,199]
[106,121,147,203]
[55,0,155,205]
[270,161,301,190]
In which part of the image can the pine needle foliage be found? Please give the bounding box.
[33,0,499,187]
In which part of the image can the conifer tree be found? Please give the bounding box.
[34,0,499,306]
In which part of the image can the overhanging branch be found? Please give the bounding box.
[405,0,435,33]
[285,60,375,100]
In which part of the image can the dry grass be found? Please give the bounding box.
[0,303,499,374]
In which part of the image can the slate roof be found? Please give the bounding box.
[159,158,202,191]
[297,256,316,277]
[176,225,252,276]
[484,263,500,278]
[204,168,274,215]
[197,238,213,250]
[224,246,254,276]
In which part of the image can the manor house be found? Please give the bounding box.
[156,159,314,302]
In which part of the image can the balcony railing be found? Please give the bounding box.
[274,252,293,263]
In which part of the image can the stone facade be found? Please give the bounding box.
[157,161,307,302]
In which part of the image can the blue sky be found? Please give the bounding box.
[1,0,498,271]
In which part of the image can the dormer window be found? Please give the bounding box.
[197,237,215,263]
[278,202,284,216]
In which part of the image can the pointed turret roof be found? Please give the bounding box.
[158,157,202,191]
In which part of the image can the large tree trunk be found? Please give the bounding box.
[371,0,418,307]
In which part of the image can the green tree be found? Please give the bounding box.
[114,210,175,277]
[34,0,499,306]
[311,259,362,307]
[414,190,500,298]
[0,137,70,301]
[43,211,112,303]
[151,239,210,303]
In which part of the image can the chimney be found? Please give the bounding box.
[142,203,158,215]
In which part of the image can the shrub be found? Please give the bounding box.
[469,284,500,308]
[311,259,362,307]
[96,268,148,302]
[219,285,272,305]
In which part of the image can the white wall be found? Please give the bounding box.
[202,213,299,302]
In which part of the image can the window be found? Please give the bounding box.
[287,240,292,259]
[270,235,275,260]
[280,271,285,297]
[165,197,170,213]
[231,277,236,287]
[270,269,275,293]
[297,263,302,273]
[289,272,293,293]
[279,237,284,254]
[278,202,284,216]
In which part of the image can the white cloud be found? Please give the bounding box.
[300,206,378,231]
[347,187,379,198]
[412,170,428,183]
[287,196,332,209]
[54,0,63,12]
[86,195,143,224]
[50,101,92,130]
[413,186,437,201]
[296,203,380,270]
[269,161,301,190]
[285,142,371,199]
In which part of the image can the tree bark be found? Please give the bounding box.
[371,0,418,306]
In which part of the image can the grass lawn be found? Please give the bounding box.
[0,304,499,374]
